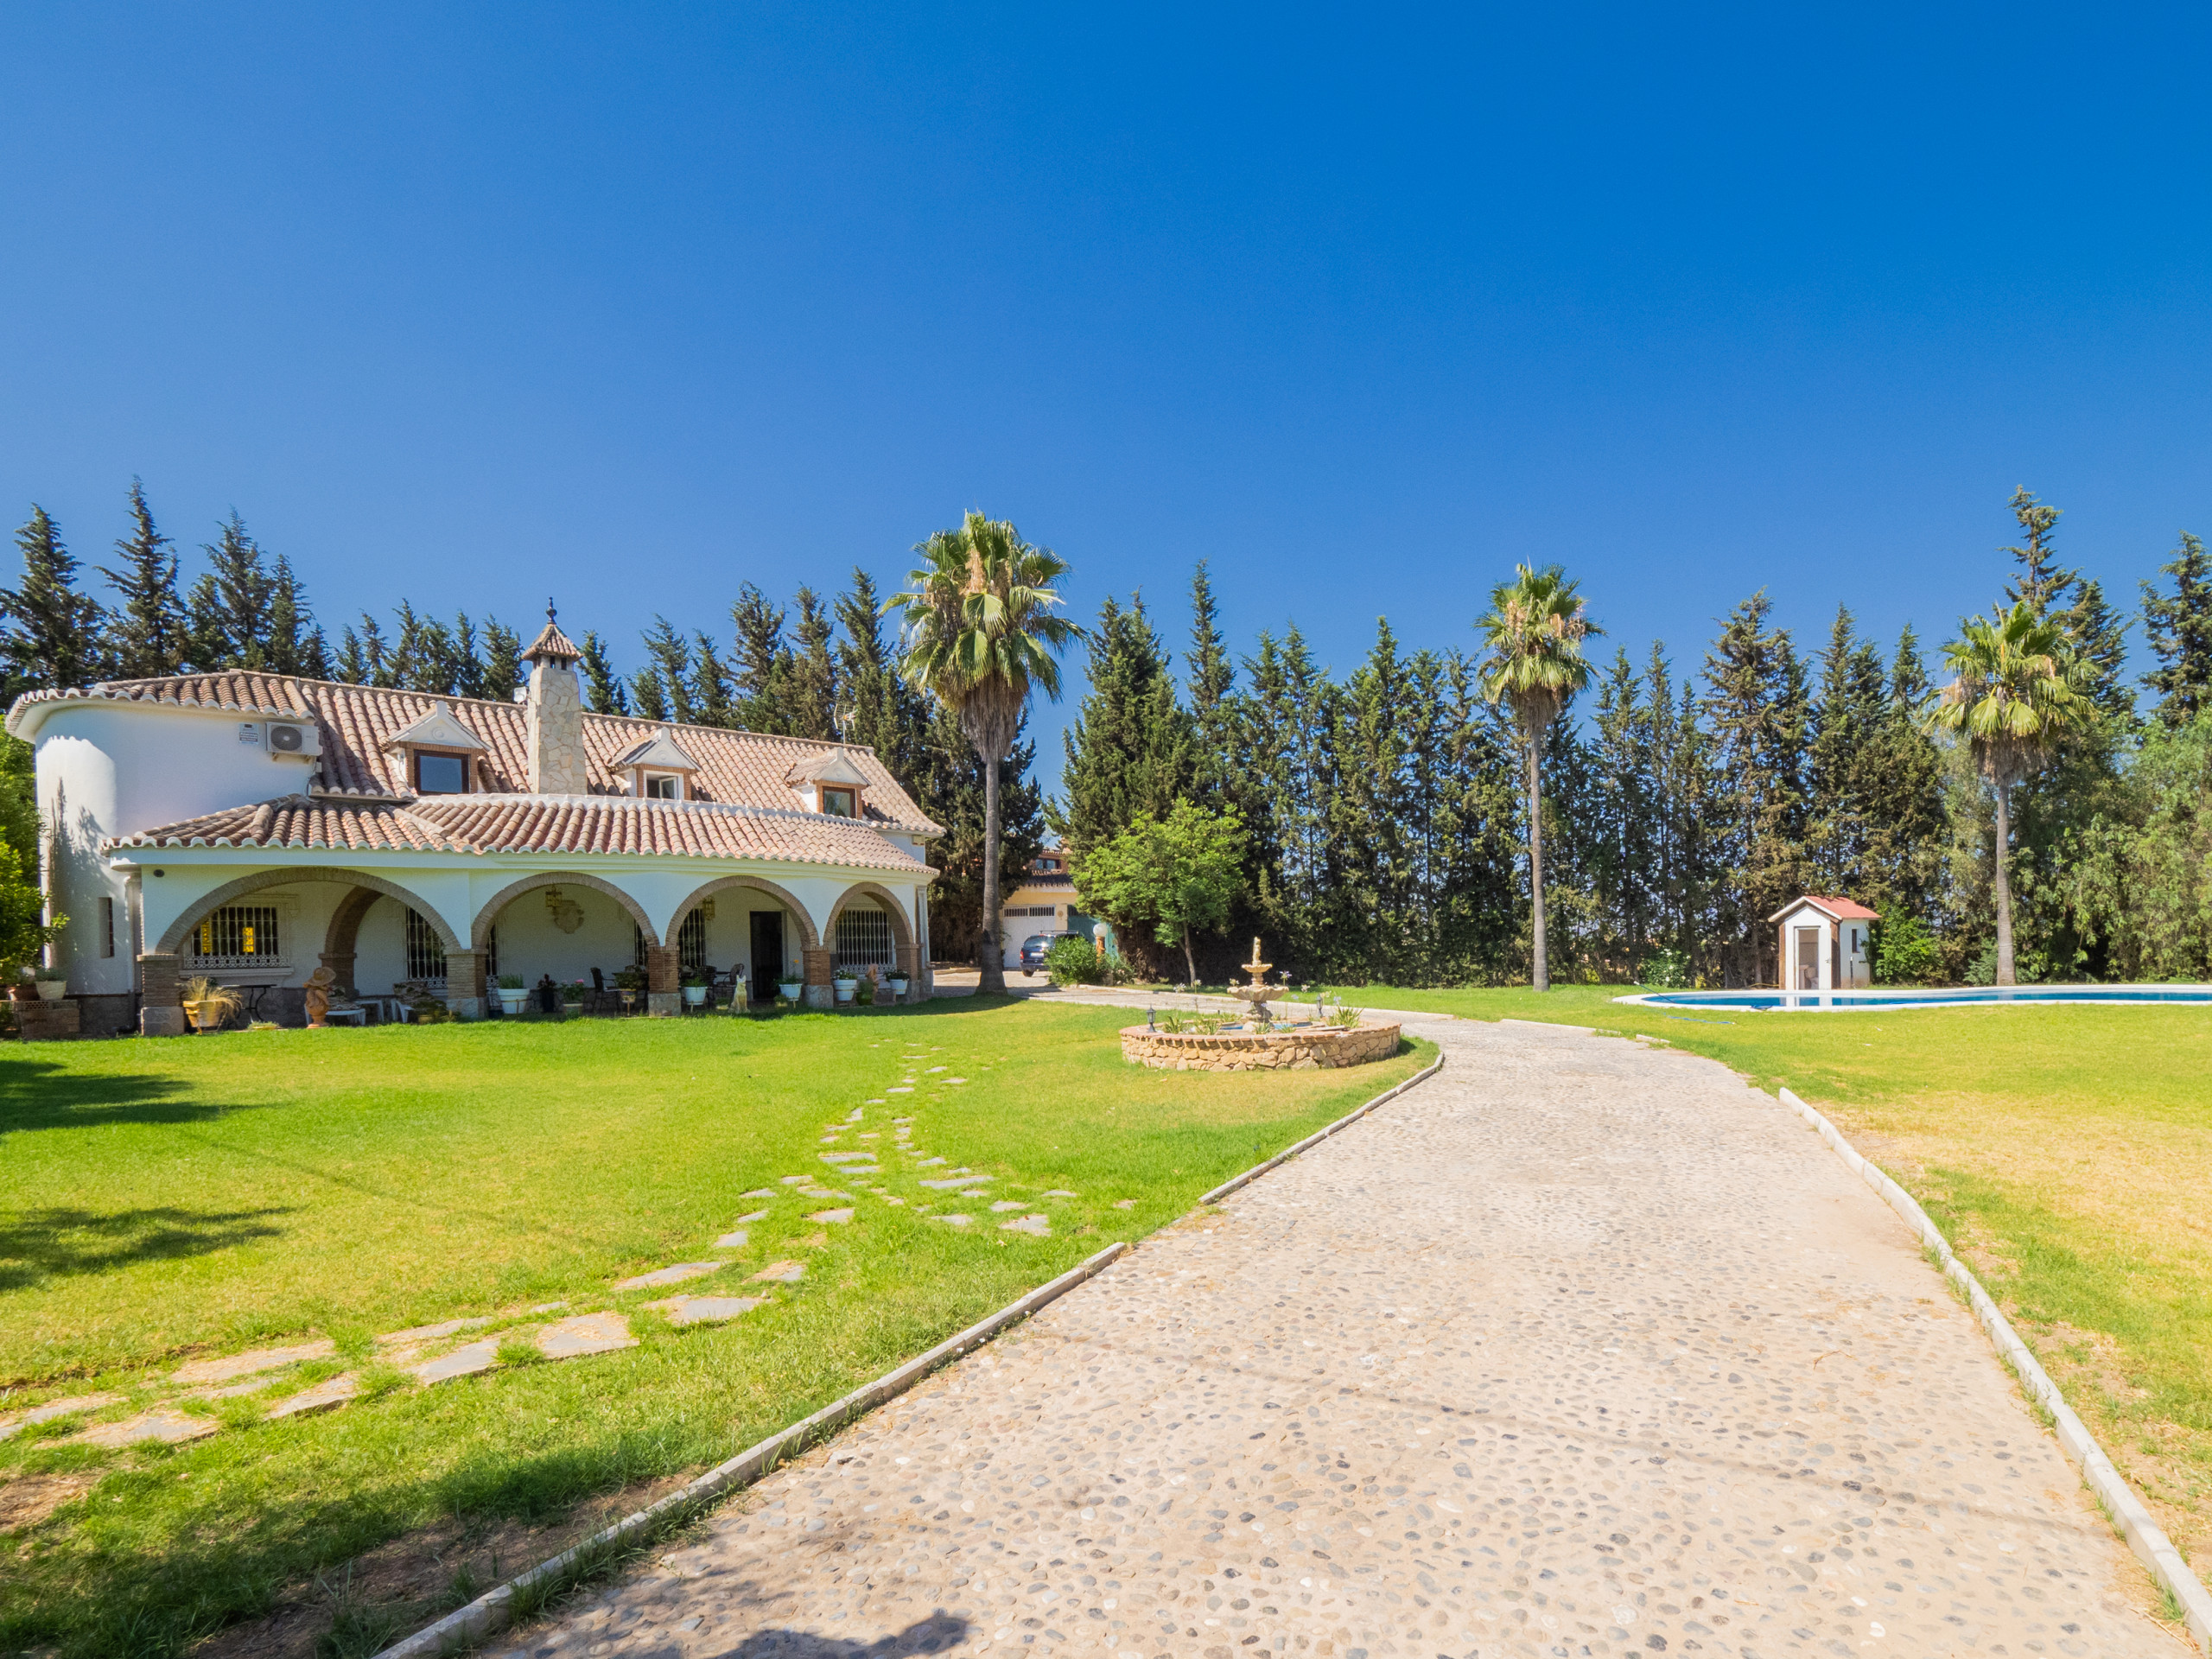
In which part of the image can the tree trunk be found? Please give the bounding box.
[1528,738,1549,993]
[1182,933,1197,988]
[978,753,1007,995]
[1993,779,2016,987]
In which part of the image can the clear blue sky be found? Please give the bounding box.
[5,4,2209,788]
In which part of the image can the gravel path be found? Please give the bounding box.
[495,1013,2185,1658]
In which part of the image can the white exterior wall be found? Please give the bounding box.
[1774,906,1872,991]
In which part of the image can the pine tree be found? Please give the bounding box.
[1184,562,1238,813]
[690,634,735,727]
[263,554,328,678]
[578,630,629,715]
[785,587,838,741]
[1859,626,1948,924]
[2002,487,2071,614]
[1322,619,1414,981]
[479,618,523,701]
[1054,594,1192,859]
[633,619,696,724]
[186,512,274,670]
[101,480,187,679]
[729,583,788,731]
[1703,593,1810,975]
[1,506,108,697]
[1805,607,1891,898]
[2144,531,2212,728]
[836,567,935,792]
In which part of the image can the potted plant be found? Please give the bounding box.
[680,973,709,1009]
[495,973,529,1015]
[832,969,858,1004]
[854,976,874,1007]
[181,976,242,1033]
[777,974,803,1004]
[561,979,586,1014]
[887,969,910,1001]
[34,967,67,1002]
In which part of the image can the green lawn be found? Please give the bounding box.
[0,1000,1427,1658]
[1319,980,2212,1560]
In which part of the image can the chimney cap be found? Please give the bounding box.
[524,600,582,665]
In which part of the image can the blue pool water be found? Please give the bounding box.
[1622,985,2212,1012]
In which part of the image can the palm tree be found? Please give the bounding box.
[887,512,1077,995]
[1923,600,2094,986]
[1477,563,1600,992]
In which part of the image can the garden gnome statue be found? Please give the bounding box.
[303,964,336,1028]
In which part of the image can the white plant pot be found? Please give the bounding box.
[34,980,66,1003]
[682,985,708,1007]
[834,980,857,1003]
[496,988,528,1014]
[779,980,803,1002]
[887,977,909,997]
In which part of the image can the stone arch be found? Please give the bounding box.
[156,866,461,957]
[824,880,918,960]
[468,872,661,950]
[663,874,822,950]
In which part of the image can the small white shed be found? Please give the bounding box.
[1768,895,1878,991]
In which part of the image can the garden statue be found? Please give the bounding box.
[303,965,335,1028]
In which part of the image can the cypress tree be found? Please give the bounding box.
[1185,562,1238,814]
[1805,607,1891,898]
[690,633,735,727]
[1055,594,1191,859]
[1,506,108,696]
[1861,625,1948,925]
[479,618,523,701]
[632,619,695,724]
[785,588,838,741]
[263,554,329,678]
[836,567,934,794]
[1703,592,1811,972]
[101,480,187,678]
[2143,531,2212,728]
[2002,486,2071,614]
[578,631,630,715]
[729,583,788,731]
[187,512,273,670]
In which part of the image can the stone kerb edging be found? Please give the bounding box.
[1198,1048,1445,1206]
[1777,1085,2212,1654]
[373,1241,1129,1659]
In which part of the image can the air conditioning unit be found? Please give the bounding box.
[263,720,322,759]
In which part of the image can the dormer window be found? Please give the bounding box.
[821,785,856,818]
[644,773,681,800]
[415,752,471,795]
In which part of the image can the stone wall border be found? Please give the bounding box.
[1122,1020,1402,1071]
[1199,1044,1444,1206]
[1777,1084,2212,1654]
[373,1241,1129,1659]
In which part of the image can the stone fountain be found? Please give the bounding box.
[1228,936,1276,1027]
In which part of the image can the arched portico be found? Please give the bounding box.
[826,880,919,984]
[663,874,822,950]
[155,866,461,957]
[468,871,661,950]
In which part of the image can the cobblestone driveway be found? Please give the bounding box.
[498,1014,2187,1658]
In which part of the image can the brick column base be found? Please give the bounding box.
[645,943,680,1017]
[801,944,834,1010]
[138,951,185,1037]
[893,943,920,1003]
[445,948,486,1021]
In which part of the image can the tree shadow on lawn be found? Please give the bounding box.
[0,1204,293,1292]
[0,1054,231,1135]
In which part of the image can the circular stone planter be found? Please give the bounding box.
[1120,1020,1402,1071]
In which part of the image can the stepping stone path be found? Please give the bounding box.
[170,1339,335,1385]
[714,1230,749,1248]
[518,1010,2196,1659]
[997,1213,1051,1236]
[806,1208,855,1224]
[270,1375,357,1418]
[537,1311,636,1359]
[735,1210,770,1223]
[410,1338,500,1384]
[645,1294,764,1327]
[749,1260,805,1282]
[1112,1198,1137,1209]
[613,1261,725,1291]
[930,1214,972,1227]
[0,1394,121,1440]
[76,1408,217,1448]
[1040,1189,1077,1198]
[988,1200,1029,1212]
[741,1187,777,1198]
[918,1174,990,1191]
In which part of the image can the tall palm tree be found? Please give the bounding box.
[887,512,1077,995]
[1477,564,1600,993]
[1923,601,2094,986]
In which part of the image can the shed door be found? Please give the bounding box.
[1795,925,1821,989]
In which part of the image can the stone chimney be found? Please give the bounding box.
[523,603,588,795]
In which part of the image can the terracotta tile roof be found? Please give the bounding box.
[106,793,933,874]
[1768,894,1883,924]
[524,619,582,662]
[18,673,940,834]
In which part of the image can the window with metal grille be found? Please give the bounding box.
[193,905,281,967]
[405,908,448,982]
[677,906,707,978]
[835,905,894,970]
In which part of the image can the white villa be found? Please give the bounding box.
[8,614,939,1034]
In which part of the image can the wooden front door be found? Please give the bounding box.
[750,911,785,1005]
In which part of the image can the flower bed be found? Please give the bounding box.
[1119,1020,1401,1071]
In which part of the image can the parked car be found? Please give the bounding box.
[1020,931,1081,976]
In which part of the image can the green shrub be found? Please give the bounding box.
[1044,935,1107,985]
[1637,950,1688,988]
[1874,909,1943,984]
[496,973,525,990]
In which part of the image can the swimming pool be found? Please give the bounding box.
[1617,984,2212,1012]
